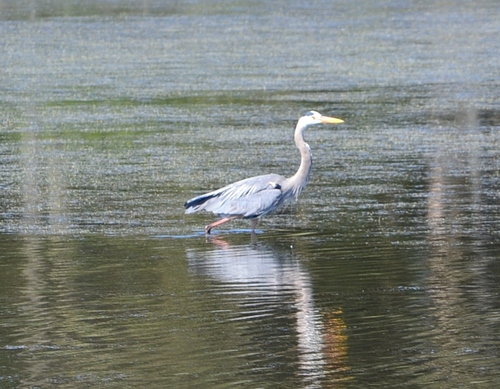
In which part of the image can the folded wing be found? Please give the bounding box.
[184,173,287,219]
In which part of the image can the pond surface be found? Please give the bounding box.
[1,0,500,387]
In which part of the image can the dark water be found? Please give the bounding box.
[1,0,500,387]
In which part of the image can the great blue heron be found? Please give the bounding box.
[184,111,344,234]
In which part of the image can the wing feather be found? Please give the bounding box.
[184,173,286,218]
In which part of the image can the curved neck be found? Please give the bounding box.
[286,121,312,198]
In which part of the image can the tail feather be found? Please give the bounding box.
[184,192,221,213]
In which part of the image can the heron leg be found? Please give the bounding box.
[205,217,235,234]
[250,218,258,232]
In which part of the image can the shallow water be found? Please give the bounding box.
[1,0,500,387]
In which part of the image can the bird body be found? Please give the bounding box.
[185,173,287,218]
[184,111,344,234]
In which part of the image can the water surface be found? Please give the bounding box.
[1,0,500,387]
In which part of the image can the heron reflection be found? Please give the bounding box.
[186,237,350,386]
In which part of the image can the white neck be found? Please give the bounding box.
[286,121,312,198]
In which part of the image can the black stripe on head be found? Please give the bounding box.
[304,111,315,116]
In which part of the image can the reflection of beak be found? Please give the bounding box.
[321,116,344,124]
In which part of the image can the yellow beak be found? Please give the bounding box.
[320,116,344,124]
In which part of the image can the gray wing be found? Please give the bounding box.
[184,173,287,218]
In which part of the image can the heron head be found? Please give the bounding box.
[300,111,344,127]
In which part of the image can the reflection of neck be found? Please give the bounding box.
[292,263,327,385]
